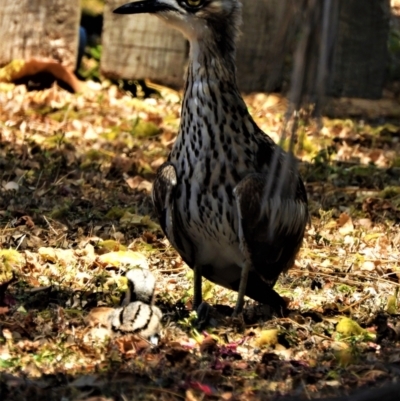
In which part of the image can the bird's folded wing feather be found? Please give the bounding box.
[152,162,196,264]
[234,172,308,264]
[152,162,178,238]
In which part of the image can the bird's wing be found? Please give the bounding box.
[152,162,196,265]
[234,172,308,283]
[152,161,178,237]
[109,302,162,338]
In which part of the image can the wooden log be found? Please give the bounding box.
[101,0,187,88]
[236,0,292,93]
[100,0,390,100]
[0,0,80,70]
[330,0,391,99]
[102,0,290,91]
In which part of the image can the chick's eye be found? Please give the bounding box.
[186,0,203,7]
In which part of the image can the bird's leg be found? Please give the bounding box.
[193,265,203,310]
[233,187,253,316]
[233,260,250,316]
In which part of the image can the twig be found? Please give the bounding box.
[140,387,185,399]
[339,294,371,313]
[42,215,59,235]
[15,234,26,251]
[302,270,400,288]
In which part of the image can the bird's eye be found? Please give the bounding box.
[186,0,203,7]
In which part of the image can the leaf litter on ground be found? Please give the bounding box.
[0,77,399,400]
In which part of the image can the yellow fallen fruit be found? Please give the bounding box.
[256,329,279,347]
[336,317,375,340]
[386,295,398,315]
[98,251,148,269]
[335,348,357,367]
[97,240,127,253]
[0,249,23,282]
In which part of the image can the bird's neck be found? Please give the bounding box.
[187,37,237,85]
[180,36,250,129]
[173,35,258,171]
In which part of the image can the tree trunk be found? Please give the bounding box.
[330,0,391,99]
[0,0,80,70]
[101,0,187,89]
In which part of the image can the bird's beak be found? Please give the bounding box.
[113,0,167,15]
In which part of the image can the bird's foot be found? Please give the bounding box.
[256,288,289,318]
[232,306,244,318]
[195,302,231,330]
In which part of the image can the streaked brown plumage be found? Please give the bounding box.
[114,0,308,315]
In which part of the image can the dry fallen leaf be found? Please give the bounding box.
[114,334,151,355]
[125,175,152,192]
[0,58,84,92]
[3,181,19,191]
[38,247,77,267]
[361,261,376,271]
[337,212,354,235]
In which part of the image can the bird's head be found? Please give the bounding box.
[113,0,241,43]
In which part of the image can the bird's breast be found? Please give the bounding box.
[171,154,246,271]
[167,111,260,270]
